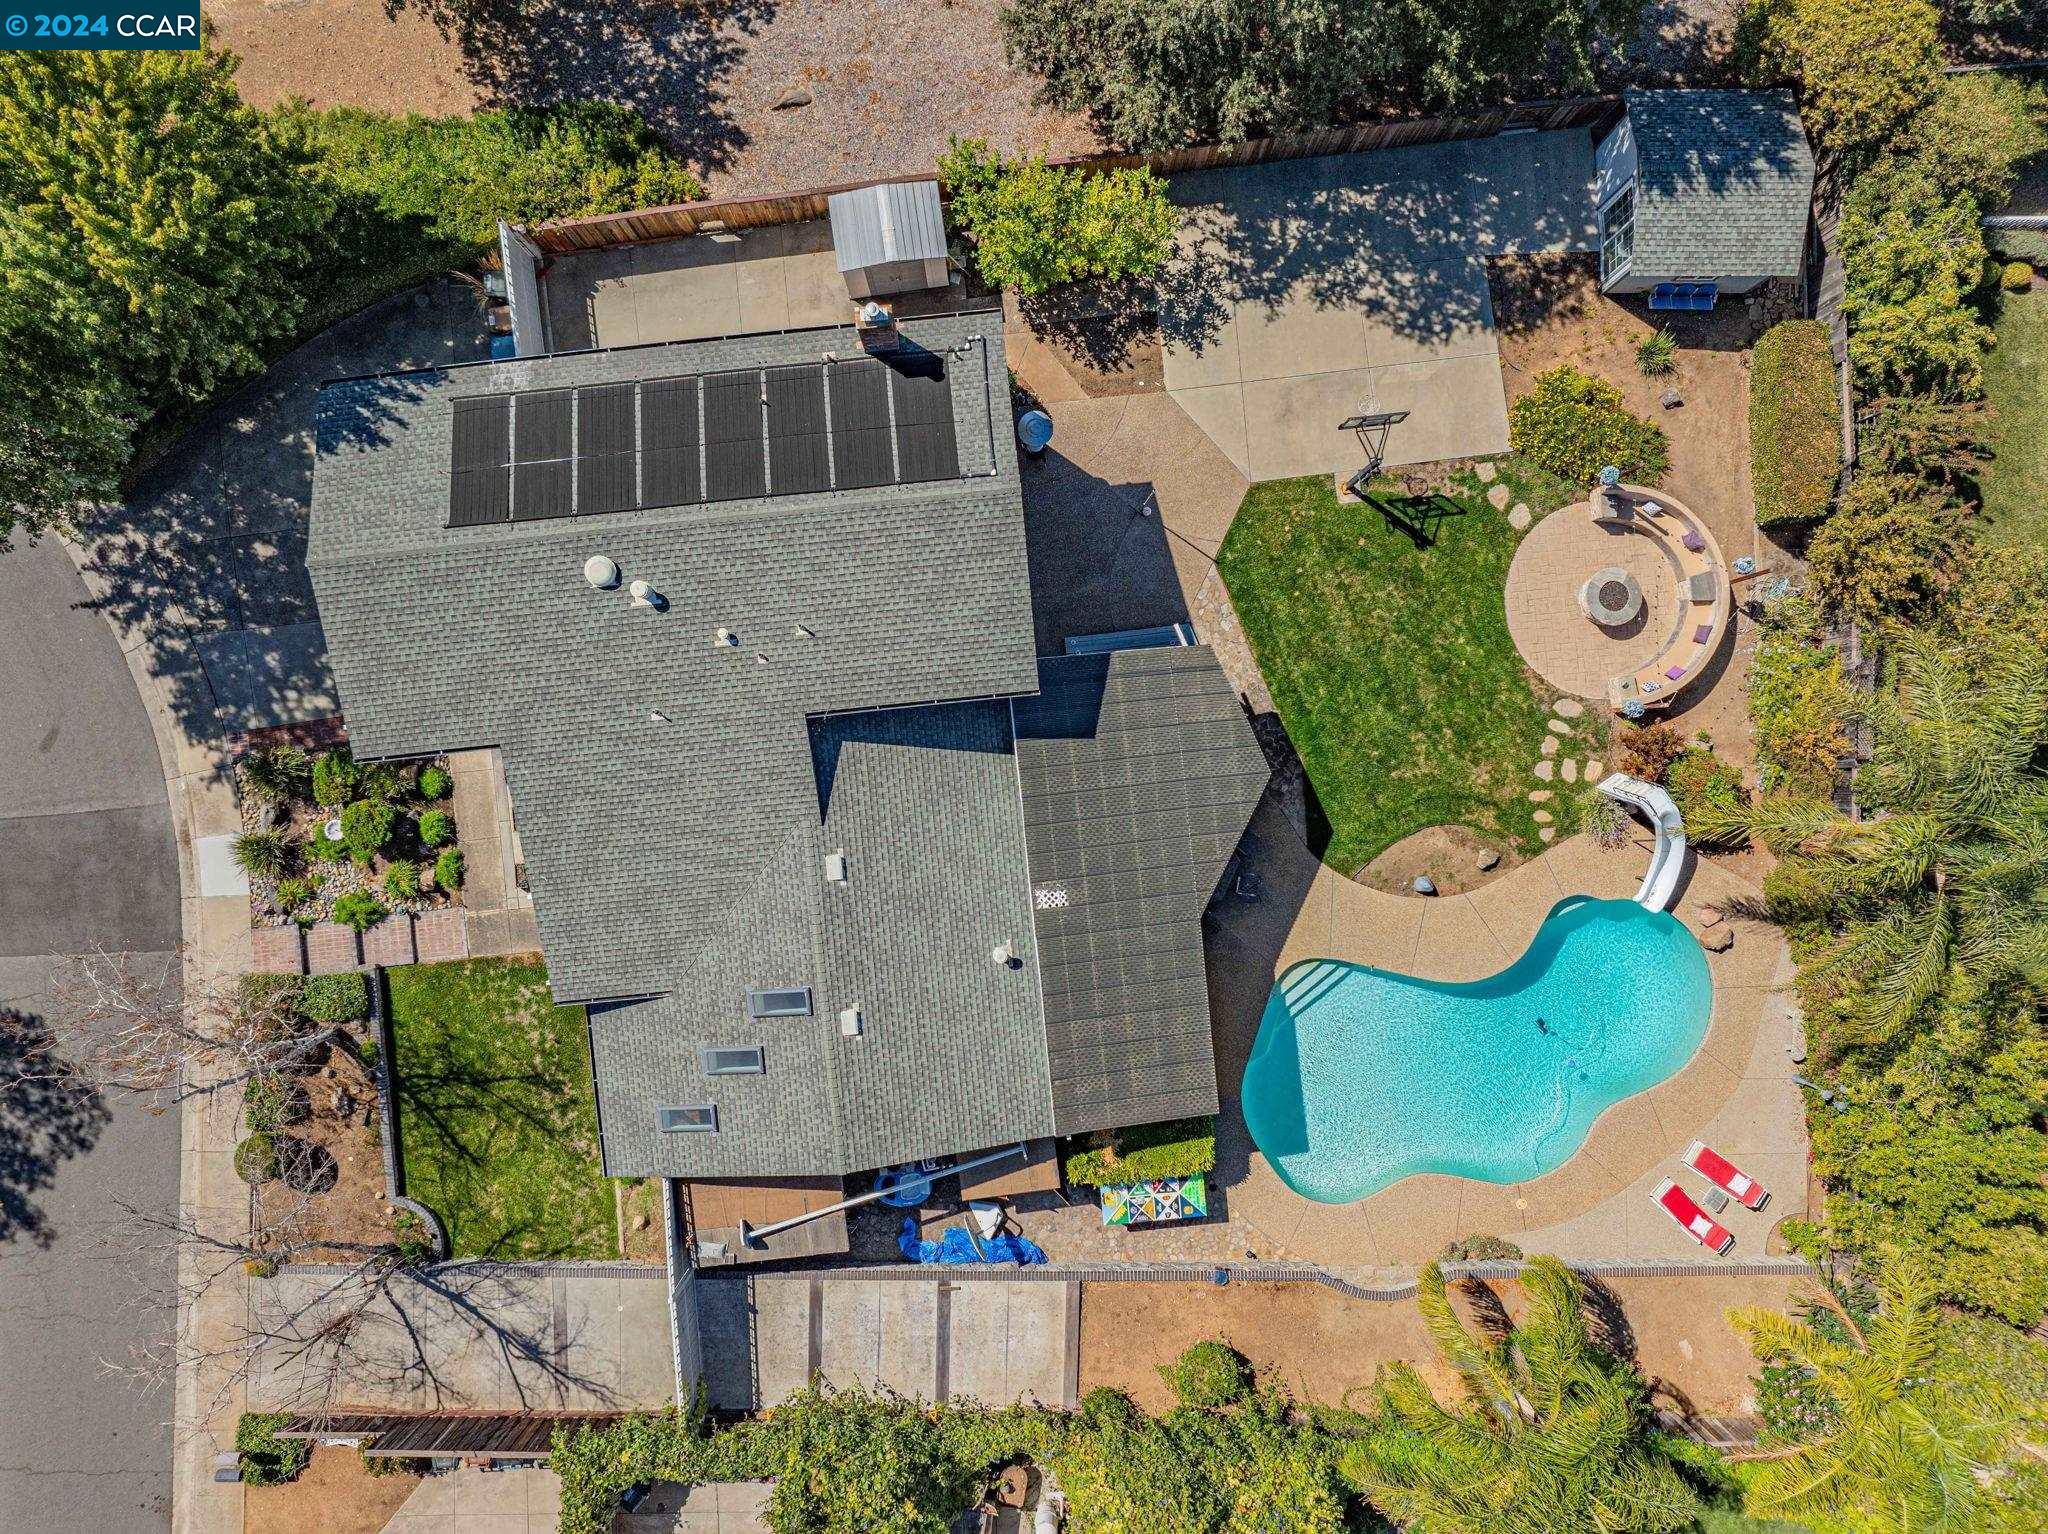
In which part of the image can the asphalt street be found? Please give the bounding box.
[0,535,181,1532]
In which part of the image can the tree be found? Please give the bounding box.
[1701,636,2048,1050]
[1738,0,1942,160]
[1857,394,1992,491]
[1838,174,1996,397]
[1730,1260,2048,1529]
[0,47,320,404]
[1337,1258,1701,1532]
[998,0,1639,151]
[1805,473,1973,626]
[939,139,1176,297]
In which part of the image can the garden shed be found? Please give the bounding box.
[827,179,949,299]
[1592,90,1815,306]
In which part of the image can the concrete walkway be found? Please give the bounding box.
[696,1275,1078,1412]
[1160,129,1599,480]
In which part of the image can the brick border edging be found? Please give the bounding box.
[276,1259,670,1278]
[368,965,449,1262]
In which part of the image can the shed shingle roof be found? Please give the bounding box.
[1623,89,1815,280]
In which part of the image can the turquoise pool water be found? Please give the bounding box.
[1241,897,1711,1203]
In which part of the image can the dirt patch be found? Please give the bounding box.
[1357,823,1520,896]
[207,0,1095,198]
[1011,280,1166,399]
[250,1031,405,1255]
[244,1445,422,1534]
[618,1177,667,1262]
[1078,1271,1809,1417]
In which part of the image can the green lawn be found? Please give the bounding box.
[1981,276,2048,548]
[388,957,620,1261]
[1216,459,1587,876]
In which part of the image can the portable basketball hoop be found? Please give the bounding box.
[1339,410,1409,499]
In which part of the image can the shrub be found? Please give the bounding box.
[244,1073,310,1133]
[1667,747,1746,822]
[2004,261,2035,293]
[356,762,409,802]
[234,1133,279,1185]
[306,827,350,863]
[939,137,1176,297]
[340,799,396,864]
[238,744,309,806]
[1807,472,1972,625]
[1160,1340,1252,1408]
[1064,1116,1216,1186]
[384,860,421,901]
[1618,722,1688,782]
[1737,0,1941,159]
[332,891,388,933]
[1840,173,1996,397]
[417,764,452,801]
[416,808,454,848]
[230,830,294,880]
[1583,790,1632,849]
[1749,321,1842,525]
[433,846,465,891]
[274,875,319,915]
[311,745,358,807]
[1751,627,1852,794]
[299,971,370,1023]
[1858,394,1990,488]
[1507,367,1668,485]
[1635,328,1677,376]
[236,1411,312,1486]
[1441,1234,1525,1261]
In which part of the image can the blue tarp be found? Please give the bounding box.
[898,1216,1048,1266]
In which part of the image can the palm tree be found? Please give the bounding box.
[1693,635,2048,1049]
[1338,1257,1700,1533]
[1729,1262,2041,1532]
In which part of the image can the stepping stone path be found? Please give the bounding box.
[1533,810,1553,824]
[1534,760,1555,781]
[1476,461,1498,483]
[1529,789,1552,802]
[1547,719,1571,735]
[1553,698,1584,718]
[1539,826,1557,843]
[1541,734,1560,756]
[1486,484,1511,510]
[1585,759,1603,780]
[1508,505,1532,530]
[1561,759,1579,783]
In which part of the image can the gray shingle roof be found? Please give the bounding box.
[1624,89,1814,280]
[309,312,1269,1180]
[1015,647,1271,1135]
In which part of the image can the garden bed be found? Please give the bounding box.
[387,956,619,1261]
[1215,459,1584,875]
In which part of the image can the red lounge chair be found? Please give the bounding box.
[1654,1178,1734,1253]
[1684,1140,1770,1210]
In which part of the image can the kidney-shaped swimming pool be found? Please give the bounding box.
[1241,896,1711,1204]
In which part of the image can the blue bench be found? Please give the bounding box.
[1649,282,1719,312]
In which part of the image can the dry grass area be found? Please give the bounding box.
[207,0,1094,198]
[619,1176,667,1262]
[243,1446,420,1534]
[1078,1272,1809,1417]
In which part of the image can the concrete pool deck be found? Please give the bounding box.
[1208,803,1806,1268]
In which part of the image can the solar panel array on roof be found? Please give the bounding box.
[445,353,966,527]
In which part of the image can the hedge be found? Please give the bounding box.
[1750,321,1843,525]
[236,1411,312,1486]
[1063,1116,1216,1186]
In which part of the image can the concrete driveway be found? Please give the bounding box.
[0,536,182,1532]
[1160,129,1599,480]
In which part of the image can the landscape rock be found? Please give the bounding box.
[1661,389,1683,410]
[1476,849,1501,870]
[772,87,813,110]
[1553,698,1584,718]
[1508,506,1532,530]
[1413,876,1437,896]
[1486,484,1511,510]
[632,1213,652,1232]
[1475,461,1498,483]
[1701,925,1735,953]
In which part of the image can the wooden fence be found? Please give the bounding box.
[522,95,1620,257]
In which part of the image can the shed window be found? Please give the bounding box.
[745,987,813,1019]
[657,1104,718,1133]
[1600,186,1636,284]
[701,1046,766,1076]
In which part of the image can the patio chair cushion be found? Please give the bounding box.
[1693,623,1713,644]
[1665,665,1686,681]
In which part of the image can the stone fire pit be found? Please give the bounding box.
[1579,566,1643,628]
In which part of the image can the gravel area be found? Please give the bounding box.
[209,0,1096,198]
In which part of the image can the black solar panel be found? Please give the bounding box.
[703,370,766,503]
[452,396,511,469]
[449,466,511,526]
[577,382,635,458]
[640,377,701,509]
[514,389,574,463]
[578,452,636,516]
[890,356,959,483]
[513,458,573,520]
[766,366,831,496]
[828,362,894,490]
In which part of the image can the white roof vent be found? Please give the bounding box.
[823,851,849,883]
[583,555,621,590]
[838,1006,863,1038]
[714,627,738,647]
[991,940,1020,969]
[628,579,666,611]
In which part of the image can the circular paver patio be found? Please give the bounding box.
[1505,502,1679,699]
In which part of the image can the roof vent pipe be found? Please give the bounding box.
[629,579,666,611]
[583,555,621,590]
[991,940,1019,969]
[714,627,738,647]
